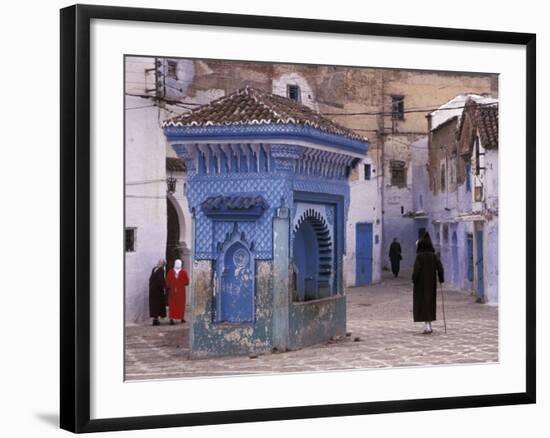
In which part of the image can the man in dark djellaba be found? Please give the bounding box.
[412,233,444,334]
[149,259,167,326]
[389,237,402,277]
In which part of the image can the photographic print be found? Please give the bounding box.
[124,56,499,380]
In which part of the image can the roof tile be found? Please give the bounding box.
[162,86,367,142]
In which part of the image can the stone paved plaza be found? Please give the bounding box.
[125,272,498,380]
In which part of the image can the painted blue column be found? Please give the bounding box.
[272,207,290,351]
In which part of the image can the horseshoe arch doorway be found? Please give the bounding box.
[292,209,333,301]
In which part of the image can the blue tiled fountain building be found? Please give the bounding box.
[163,87,368,358]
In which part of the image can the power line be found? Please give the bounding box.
[126,177,186,186]
[322,101,497,117]
[125,104,157,111]
[126,194,175,199]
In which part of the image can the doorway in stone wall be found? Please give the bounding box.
[166,197,181,270]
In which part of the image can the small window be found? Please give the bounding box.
[125,228,136,252]
[287,84,301,102]
[390,160,406,187]
[391,95,405,120]
[475,186,483,202]
[465,164,472,192]
[364,164,371,180]
[166,60,178,79]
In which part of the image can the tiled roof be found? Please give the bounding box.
[429,94,498,132]
[162,86,368,142]
[458,99,499,149]
[166,157,186,172]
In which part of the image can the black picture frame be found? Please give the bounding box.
[60,4,536,433]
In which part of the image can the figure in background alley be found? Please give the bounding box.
[389,237,402,277]
[412,232,444,334]
[165,259,190,325]
[149,259,166,326]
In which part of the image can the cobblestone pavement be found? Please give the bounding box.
[125,272,498,380]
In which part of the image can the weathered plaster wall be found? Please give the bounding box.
[288,295,346,350]
[190,260,274,358]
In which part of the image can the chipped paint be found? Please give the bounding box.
[189,260,273,358]
[288,295,346,350]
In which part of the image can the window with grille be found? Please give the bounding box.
[391,95,405,120]
[390,160,406,187]
[364,164,371,180]
[125,228,136,252]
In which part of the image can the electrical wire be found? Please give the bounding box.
[322,101,497,117]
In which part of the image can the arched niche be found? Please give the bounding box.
[292,209,333,301]
[214,224,255,323]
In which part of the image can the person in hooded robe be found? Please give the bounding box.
[148,259,167,326]
[165,259,190,324]
[412,232,444,334]
[388,237,402,277]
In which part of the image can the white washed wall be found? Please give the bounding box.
[344,157,382,286]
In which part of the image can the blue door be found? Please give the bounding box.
[466,234,474,283]
[451,232,459,284]
[219,243,254,322]
[356,223,373,286]
[476,230,484,299]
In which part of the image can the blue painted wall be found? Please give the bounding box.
[356,223,373,285]
[168,138,357,358]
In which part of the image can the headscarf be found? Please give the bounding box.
[416,232,435,253]
[174,259,182,277]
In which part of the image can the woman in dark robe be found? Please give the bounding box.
[412,233,444,334]
[149,259,166,326]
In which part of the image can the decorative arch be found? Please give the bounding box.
[292,208,333,301]
[214,223,255,323]
[166,194,190,269]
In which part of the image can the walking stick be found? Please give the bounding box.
[439,281,447,334]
